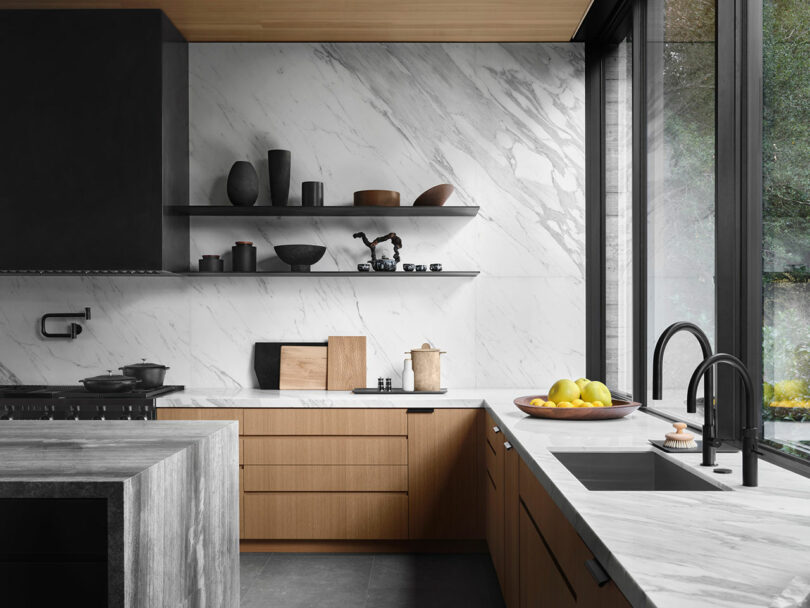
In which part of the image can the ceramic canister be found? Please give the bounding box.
[232,241,257,272]
[408,343,445,391]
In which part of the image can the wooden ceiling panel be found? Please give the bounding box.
[0,0,594,41]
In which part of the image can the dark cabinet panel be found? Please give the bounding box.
[0,10,188,271]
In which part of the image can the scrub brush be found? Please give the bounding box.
[663,423,697,449]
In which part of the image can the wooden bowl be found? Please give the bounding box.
[354,190,400,207]
[413,184,454,206]
[513,395,641,420]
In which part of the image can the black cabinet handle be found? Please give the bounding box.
[406,408,434,414]
[585,559,611,587]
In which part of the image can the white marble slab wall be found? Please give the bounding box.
[0,43,585,388]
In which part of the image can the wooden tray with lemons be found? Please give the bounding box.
[514,378,641,420]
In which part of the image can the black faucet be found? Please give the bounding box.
[687,353,759,487]
[652,322,717,466]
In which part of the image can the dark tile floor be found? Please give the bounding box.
[240,553,506,608]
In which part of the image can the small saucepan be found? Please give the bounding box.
[80,370,140,393]
[119,359,170,388]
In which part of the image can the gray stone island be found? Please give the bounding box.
[0,421,239,607]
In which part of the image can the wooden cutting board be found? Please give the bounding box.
[254,342,326,389]
[279,345,328,390]
[327,336,367,390]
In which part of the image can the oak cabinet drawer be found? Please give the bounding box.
[239,466,244,540]
[484,432,503,489]
[157,407,244,434]
[243,465,408,492]
[243,408,406,436]
[485,413,503,453]
[243,492,408,539]
[243,436,407,465]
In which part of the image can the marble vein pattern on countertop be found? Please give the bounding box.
[0,421,237,482]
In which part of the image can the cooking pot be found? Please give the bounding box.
[80,370,140,393]
[119,359,169,388]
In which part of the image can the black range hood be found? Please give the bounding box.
[0,9,189,272]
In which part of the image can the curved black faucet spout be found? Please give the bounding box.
[687,353,759,487]
[652,322,716,466]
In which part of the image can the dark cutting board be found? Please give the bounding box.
[254,342,327,389]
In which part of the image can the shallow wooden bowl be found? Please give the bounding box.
[513,394,641,420]
[354,190,400,207]
[413,183,454,206]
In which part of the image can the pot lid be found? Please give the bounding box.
[408,342,446,353]
[121,359,169,369]
[81,370,139,383]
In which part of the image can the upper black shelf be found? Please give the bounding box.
[168,205,479,217]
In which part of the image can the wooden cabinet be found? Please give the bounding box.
[407,409,482,539]
[243,408,406,436]
[518,459,631,608]
[503,441,520,608]
[484,413,505,589]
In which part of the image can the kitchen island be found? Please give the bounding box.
[0,421,239,607]
[158,388,810,608]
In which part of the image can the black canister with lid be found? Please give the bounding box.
[199,254,224,273]
[232,241,257,272]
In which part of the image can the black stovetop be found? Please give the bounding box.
[0,385,184,400]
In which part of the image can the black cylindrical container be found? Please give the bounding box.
[268,149,291,206]
[302,181,324,206]
[232,241,257,272]
[199,254,224,273]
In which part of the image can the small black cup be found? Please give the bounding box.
[403,263,415,272]
[430,263,443,272]
[302,181,324,206]
[357,263,371,272]
[415,264,427,272]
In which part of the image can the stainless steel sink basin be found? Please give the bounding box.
[551,450,729,491]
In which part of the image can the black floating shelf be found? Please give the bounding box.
[178,271,480,277]
[168,205,479,217]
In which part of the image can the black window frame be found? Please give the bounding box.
[578,0,810,477]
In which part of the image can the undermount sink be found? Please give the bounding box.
[552,450,729,491]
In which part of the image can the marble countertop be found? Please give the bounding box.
[0,420,236,482]
[156,387,487,408]
[158,388,810,607]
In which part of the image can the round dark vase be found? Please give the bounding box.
[226,161,259,206]
[268,149,291,206]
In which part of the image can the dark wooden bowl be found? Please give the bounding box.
[513,395,642,420]
[413,184,455,206]
[354,190,400,207]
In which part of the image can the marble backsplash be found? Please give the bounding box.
[0,43,585,389]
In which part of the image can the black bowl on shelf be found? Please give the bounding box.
[274,244,327,272]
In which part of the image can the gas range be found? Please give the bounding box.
[0,385,184,420]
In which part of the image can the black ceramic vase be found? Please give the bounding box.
[268,149,291,206]
[226,161,259,206]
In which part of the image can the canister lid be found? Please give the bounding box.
[407,342,446,354]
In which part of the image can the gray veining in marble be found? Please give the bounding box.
[0,42,585,390]
[0,421,239,607]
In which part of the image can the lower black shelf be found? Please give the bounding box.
[179,271,479,277]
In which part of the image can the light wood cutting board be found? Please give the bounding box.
[327,336,367,390]
[279,345,328,390]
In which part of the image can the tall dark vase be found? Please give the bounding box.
[226,161,258,206]
[268,149,291,206]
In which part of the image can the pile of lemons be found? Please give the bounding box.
[529,378,613,409]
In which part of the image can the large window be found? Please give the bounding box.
[644,0,716,423]
[762,0,810,460]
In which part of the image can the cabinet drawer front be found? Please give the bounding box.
[244,492,408,539]
[243,465,408,492]
[244,408,406,436]
[485,413,503,452]
[519,459,595,599]
[484,434,503,489]
[485,466,504,589]
[243,436,407,465]
[519,503,576,608]
[157,408,244,434]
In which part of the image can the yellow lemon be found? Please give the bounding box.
[592,401,604,408]
[572,399,584,406]
[557,401,574,408]
[544,401,557,408]
[548,379,580,404]
[530,398,544,406]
